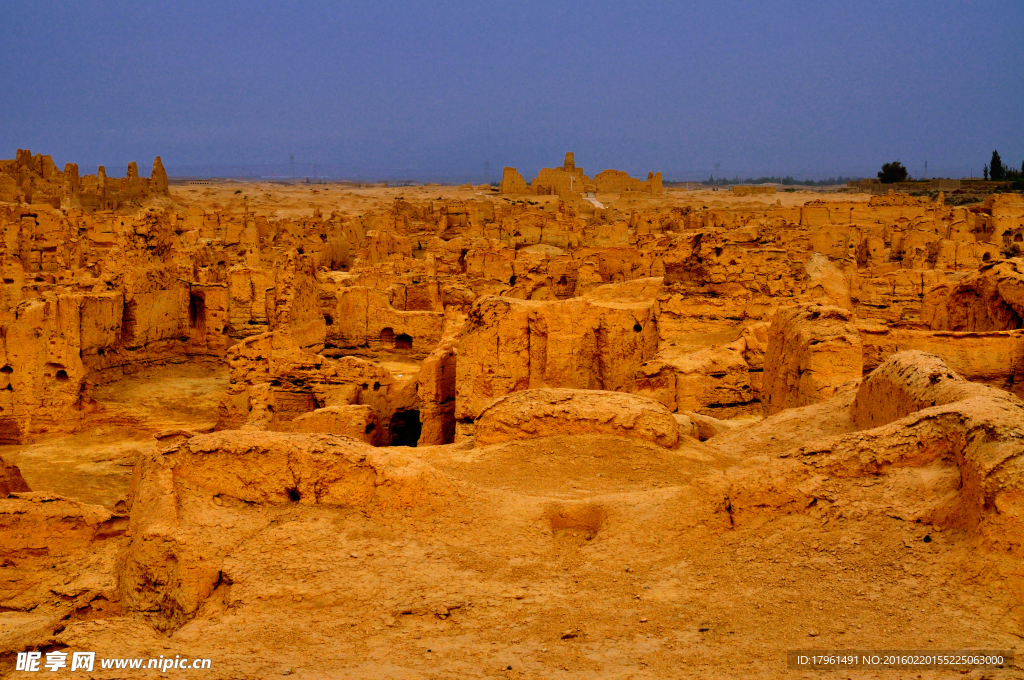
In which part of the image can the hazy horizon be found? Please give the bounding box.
[2,1,1022,182]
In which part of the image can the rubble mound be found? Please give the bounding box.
[1,493,117,563]
[0,455,30,495]
[473,388,680,448]
[927,258,1024,331]
[128,430,450,510]
[117,431,451,630]
[852,350,987,428]
[0,493,124,650]
[285,404,379,442]
[726,352,1024,554]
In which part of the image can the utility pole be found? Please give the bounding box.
[924,161,927,180]
[290,155,295,179]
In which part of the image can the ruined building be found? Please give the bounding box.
[500,152,663,197]
[0,149,169,211]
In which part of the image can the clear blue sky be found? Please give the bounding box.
[1,1,1021,181]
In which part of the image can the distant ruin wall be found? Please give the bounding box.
[0,150,170,211]
[732,185,776,197]
[594,169,663,195]
[500,153,662,197]
[499,167,532,195]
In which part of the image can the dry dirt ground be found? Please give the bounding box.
[5,401,1022,679]
[2,363,227,507]
[170,181,866,222]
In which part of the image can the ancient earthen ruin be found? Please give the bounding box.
[500,152,663,197]
[0,149,169,212]
[2,154,1023,677]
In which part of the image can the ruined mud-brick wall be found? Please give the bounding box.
[218,325,421,446]
[317,272,444,358]
[594,169,663,196]
[732,186,776,196]
[454,291,660,421]
[499,167,532,195]
[441,189,1023,424]
[0,151,61,205]
[0,150,169,211]
[857,324,1024,398]
[680,194,1020,326]
[354,191,1016,332]
[0,196,376,442]
[531,166,589,197]
[313,189,1024,438]
[657,229,809,337]
[3,174,1023,446]
[500,153,662,197]
[0,205,234,441]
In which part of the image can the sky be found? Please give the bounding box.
[1,1,1022,182]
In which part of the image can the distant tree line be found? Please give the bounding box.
[984,150,1023,181]
[876,151,1024,184]
[702,175,858,186]
[696,152,1024,188]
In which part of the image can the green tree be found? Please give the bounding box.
[877,161,908,183]
[984,164,989,181]
[990,150,1005,181]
